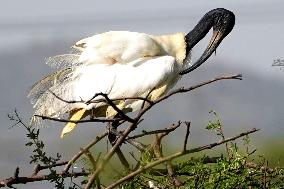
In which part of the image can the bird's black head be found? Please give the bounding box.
[180,8,235,75]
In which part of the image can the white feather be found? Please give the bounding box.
[46,54,81,69]
[76,31,162,64]
[31,56,181,119]
[29,31,190,124]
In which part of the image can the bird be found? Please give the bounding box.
[28,8,235,138]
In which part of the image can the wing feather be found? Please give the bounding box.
[75,31,162,64]
[29,56,179,126]
[46,54,81,69]
[28,68,73,104]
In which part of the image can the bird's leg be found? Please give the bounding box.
[107,114,130,170]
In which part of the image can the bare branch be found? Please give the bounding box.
[35,115,121,123]
[156,74,242,105]
[127,122,181,140]
[140,87,156,111]
[0,167,88,188]
[48,89,153,105]
[32,161,68,176]
[107,117,130,170]
[183,122,191,151]
[133,74,243,127]
[151,127,183,187]
[83,149,101,189]
[97,93,135,123]
[84,74,243,189]
[150,156,221,175]
[105,128,259,189]
[63,132,108,173]
[84,120,141,189]
[126,138,147,152]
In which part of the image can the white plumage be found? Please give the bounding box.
[29,31,190,137]
[28,8,236,138]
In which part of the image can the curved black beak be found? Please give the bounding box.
[180,8,235,75]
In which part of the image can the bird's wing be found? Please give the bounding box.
[29,55,178,129]
[46,31,163,69]
[74,31,162,64]
[46,54,82,69]
[28,68,74,104]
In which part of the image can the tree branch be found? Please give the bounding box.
[183,122,191,152]
[32,161,68,176]
[84,119,141,189]
[105,128,259,189]
[34,115,121,124]
[63,132,108,173]
[127,122,181,140]
[0,168,88,188]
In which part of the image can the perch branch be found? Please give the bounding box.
[63,132,108,173]
[48,89,153,105]
[84,74,242,189]
[183,122,191,152]
[0,167,88,188]
[34,115,121,123]
[133,74,242,126]
[32,161,68,176]
[127,122,182,140]
[105,128,259,189]
[84,119,141,189]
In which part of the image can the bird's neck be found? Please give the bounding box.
[151,33,186,65]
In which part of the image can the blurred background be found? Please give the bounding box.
[0,0,284,188]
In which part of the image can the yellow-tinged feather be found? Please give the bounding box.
[72,31,186,65]
[61,109,89,138]
[31,31,188,138]
[151,32,186,64]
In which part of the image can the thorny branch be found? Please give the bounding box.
[0,165,88,188]
[1,73,254,188]
[105,128,259,189]
[63,132,108,173]
[84,74,244,189]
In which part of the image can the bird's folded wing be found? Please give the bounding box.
[45,31,162,69]
[45,31,186,69]
[30,56,179,130]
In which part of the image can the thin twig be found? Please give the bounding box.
[133,74,243,128]
[48,89,153,105]
[126,139,147,152]
[47,89,80,104]
[85,74,243,189]
[105,128,259,189]
[32,161,68,176]
[35,115,121,123]
[83,150,101,189]
[183,122,191,152]
[156,74,242,105]
[149,156,221,175]
[107,116,130,170]
[127,122,181,140]
[63,132,108,173]
[0,170,88,188]
[47,91,135,123]
[152,124,183,187]
[140,87,155,111]
[84,119,141,189]
[98,93,135,123]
